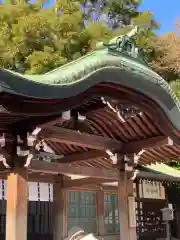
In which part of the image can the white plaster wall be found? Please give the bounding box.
[0,180,53,201]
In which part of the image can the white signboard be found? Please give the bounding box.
[128,196,136,227]
[140,180,165,199]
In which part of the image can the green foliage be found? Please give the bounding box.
[102,0,142,28]
[169,80,180,99]
[131,11,159,64]
[0,0,114,73]
[0,0,158,74]
[80,0,142,28]
[167,160,180,170]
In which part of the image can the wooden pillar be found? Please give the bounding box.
[127,179,137,240]
[53,176,67,240]
[118,171,137,240]
[118,171,129,240]
[96,190,105,238]
[5,167,28,240]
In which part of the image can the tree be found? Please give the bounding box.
[0,0,158,74]
[169,80,180,99]
[0,0,114,74]
[137,19,180,99]
[81,0,142,29]
[149,32,180,81]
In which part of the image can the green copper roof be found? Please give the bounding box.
[145,163,180,179]
[137,163,180,182]
[0,27,180,131]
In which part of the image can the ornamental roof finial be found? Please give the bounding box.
[96,24,150,59]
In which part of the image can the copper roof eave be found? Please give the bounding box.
[0,83,180,144]
[0,64,179,143]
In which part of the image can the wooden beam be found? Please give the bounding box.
[122,136,173,153]
[0,171,56,183]
[0,170,118,192]
[30,160,119,180]
[28,172,55,183]
[58,150,107,164]
[63,177,113,188]
[39,125,172,154]
[0,171,114,184]
[39,126,122,151]
[1,168,179,184]
[70,185,118,192]
[39,116,66,129]
[6,167,28,240]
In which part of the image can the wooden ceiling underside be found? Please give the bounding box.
[37,106,180,167]
[0,83,180,169]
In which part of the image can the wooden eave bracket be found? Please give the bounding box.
[0,154,10,168]
[16,129,42,168]
[106,149,118,164]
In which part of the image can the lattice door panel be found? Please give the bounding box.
[104,193,119,234]
[0,200,53,240]
[67,191,97,233]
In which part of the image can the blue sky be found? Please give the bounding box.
[139,0,180,34]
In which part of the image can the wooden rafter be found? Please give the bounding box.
[29,160,119,180]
